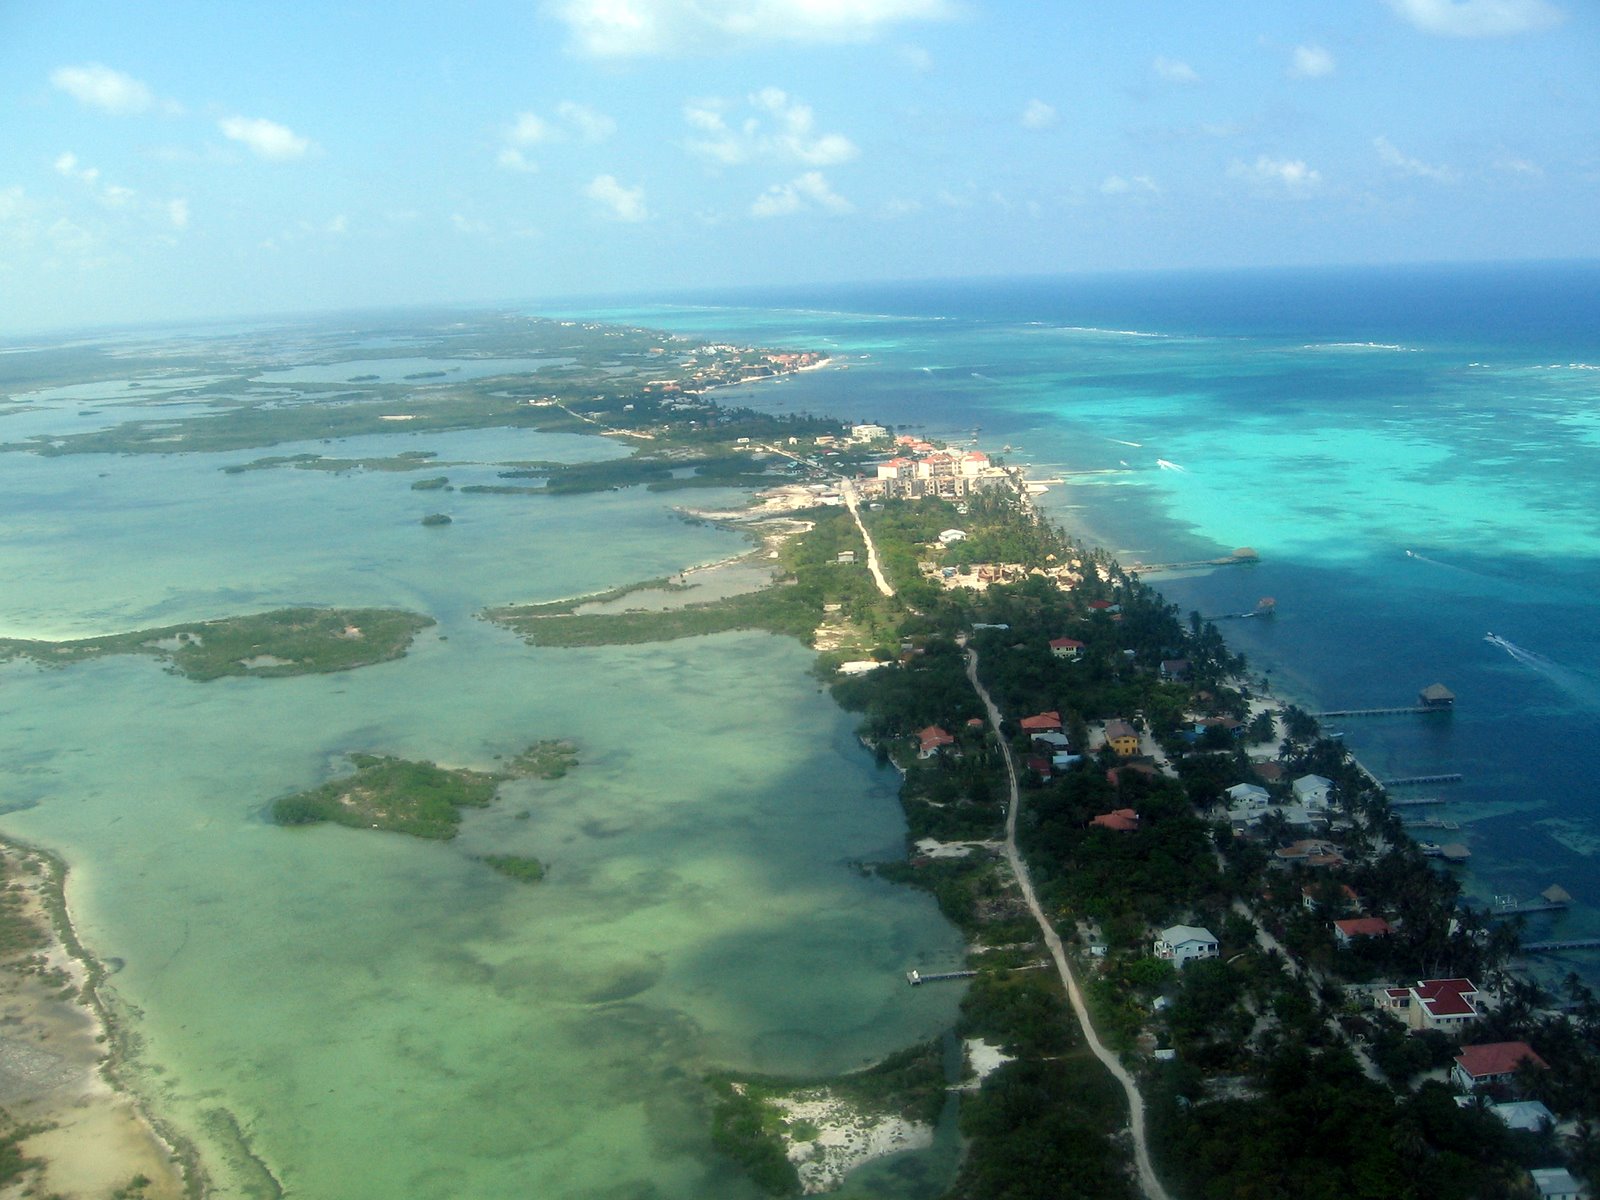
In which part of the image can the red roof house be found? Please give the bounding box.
[1334,917,1393,945]
[1383,978,1480,1033]
[1049,637,1085,659]
[1091,808,1141,832]
[1453,1042,1548,1092]
[917,725,956,759]
[1019,711,1063,734]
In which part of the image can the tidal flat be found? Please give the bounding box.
[0,315,964,1198]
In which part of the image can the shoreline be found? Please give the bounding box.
[0,833,196,1199]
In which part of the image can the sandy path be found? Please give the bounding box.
[964,643,1172,1200]
[841,480,895,598]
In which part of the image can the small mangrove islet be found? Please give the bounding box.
[271,739,578,841]
[0,607,435,681]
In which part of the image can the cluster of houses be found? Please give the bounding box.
[924,558,1089,592]
[634,346,827,402]
[1225,772,1337,834]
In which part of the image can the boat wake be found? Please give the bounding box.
[1406,548,1466,572]
[1108,438,1143,448]
[1485,634,1600,710]
[1156,458,1186,472]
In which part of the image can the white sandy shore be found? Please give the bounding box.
[913,837,1002,860]
[0,839,188,1199]
[769,1088,934,1194]
[961,1038,1015,1088]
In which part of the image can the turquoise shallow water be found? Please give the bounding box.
[0,399,966,1195]
[576,263,1600,987]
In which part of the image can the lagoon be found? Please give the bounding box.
[0,345,966,1197]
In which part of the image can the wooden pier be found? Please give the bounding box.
[1388,797,1446,808]
[1315,705,1437,719]
[1491,902,1570,918]
[1381,773,1464,788]
[1128,551,1258,574]
[1523,938,1600,953]
[1402,818,1460,830]
[906,969,978,986]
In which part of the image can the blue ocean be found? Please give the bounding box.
[571,260,1600,987]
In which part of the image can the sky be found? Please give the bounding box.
[3,0,1597,332]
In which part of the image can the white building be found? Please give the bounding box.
[1530,1168,1585,1200]
[1226,783,1270,808]
[850,423,889,442]
[1292,774,1334,808]
[1154,925,1219,968]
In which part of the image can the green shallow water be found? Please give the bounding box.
[0,423,965,1197]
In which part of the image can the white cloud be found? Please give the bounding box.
[54,152,100,184]
[1495,156,1543,176]
[686,89,857,167]
[1289,44,1336,78]
[1021,100,1058,130]
[1384,0,1564,37]
[50,63,177,115]
[452,213,491,235]
[1153,56,1201,84]
[219,116,313,161]
[507,112,555,146]
[1374,136,1460,182]
[498,104,616,170]
[498,148,537,173]
[167,198,190,230]
[101,184,136,209]
[1101,174,1159,196]
[898,44,933,71]
[751,170,852,218]
[584,174,649,221]
[547,0,956,57]
[557,101,616,142]
[1231,155,1322,192]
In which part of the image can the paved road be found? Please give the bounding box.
[964,644,1173,1200]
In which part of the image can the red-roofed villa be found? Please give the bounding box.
[1383,978,1480,1033]
[1019,711,1063,734]
[1334,917,1393,945]
[1452,1042,1548,1092]
[917,725,955,759]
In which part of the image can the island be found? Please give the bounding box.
[488,429,1600,1199]
[270,739,576,843]
[0,607,435,681]
[8,311,1600,1200]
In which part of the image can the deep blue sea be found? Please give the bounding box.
[565,261,1600,988]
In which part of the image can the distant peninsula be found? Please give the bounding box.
[0,607,435,681]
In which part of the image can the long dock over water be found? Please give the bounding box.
[1316,705,1440,718]
[1523,939,1600,953]
[1128,553,1257,573]
[1381,773,1464,787]
[906,969,977,986]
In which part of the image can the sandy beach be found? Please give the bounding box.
[0,839,189,1200]
[767,1087,935,1194]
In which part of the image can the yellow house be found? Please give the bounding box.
[1104,719,1140,757]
